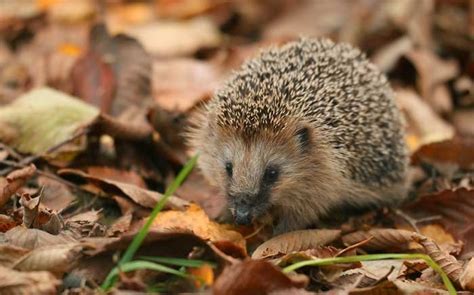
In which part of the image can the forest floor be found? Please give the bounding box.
[0,0,473,294]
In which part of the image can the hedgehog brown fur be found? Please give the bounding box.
[187,38,408,234]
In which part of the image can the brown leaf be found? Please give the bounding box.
[412,234,463,284]
[342,229,415,252]
[58,168,189,210]
[151,204,246,251]
[5,226,77,250]
[37,176,75,212]
[85,166,146,188]
[403,188,474,255]
[252,229,341,259]
[412,137,474,171]
[152,58,222,112]
[453,109,474,137]
[459,258,474,291]
[73,24,152,117]
[175,170,226,219]
[106,213,132,237]
[0,164,36,208]
[19,188,64,234]
[396,88,454,150]
[125,17,222,57]
[0,244,30,268]
[0,214,18,233]
[0,266,60,295]
[213,260,308,295]
[13,243,83,276]
[405,48,459,113]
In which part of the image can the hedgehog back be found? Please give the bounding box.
[211,38,407,188]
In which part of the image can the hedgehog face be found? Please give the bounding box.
[197,119,314,226]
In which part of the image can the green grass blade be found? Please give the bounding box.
[101,154,199,291]
[107,260,188,279]
[282,253,456,295]
[140,256,216,268]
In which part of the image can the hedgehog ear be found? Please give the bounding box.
[295,125,311,152]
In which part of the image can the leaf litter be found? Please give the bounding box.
[0,0,473,294]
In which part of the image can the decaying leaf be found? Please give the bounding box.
[0,214,18,232]
[152,204,246,251]
[152,58,222,112]
[412,137,474,171]
[252,230,341,259]
[59,168,189,210]
[403,188,474,255]
[0,266,60,295]
[0,244,30,268]
[459,258,474,291]
[396,88,454,149]
[213,260,307,295]
[13,243,83,276]
[0,164,36,208]
[5,226,77,250]
[0,87,99,155]
[412,234,463,284]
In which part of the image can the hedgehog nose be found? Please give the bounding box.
[235,208,252,225]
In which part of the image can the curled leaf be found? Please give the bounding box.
[0,164,36,208]
[459,258,474,291]
[412,234,463,284]
[252,229,341,259]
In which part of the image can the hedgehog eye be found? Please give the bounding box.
[225,162,233,177]
[263,166,279,184]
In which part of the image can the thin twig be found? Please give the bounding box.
[0,143,23,161]
[393,209,421,233]
[336,236,374,257]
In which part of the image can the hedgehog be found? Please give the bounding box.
[187,38,408,235]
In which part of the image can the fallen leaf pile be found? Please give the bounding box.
[0,0,473,294]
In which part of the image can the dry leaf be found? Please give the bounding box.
[405,48,459,113]
[412,137,474,171]
[0,87,99,155]
[0,266,60,295]
[5,226,77,249]
[0,164,36,208]
[403,188,474,255]
[459,258,474,291]
[412,234,463,284]
[58,168,189,210]
[86,166,147,188]
[152,58,222,112]
[175,170,226,219]
[0,214,18,233]
[252,229,341,259]
[0,244,30,268]
[342,229,415,252]
[13,243,83,276]
[106,213,132,237]
[396,88,454,148]
[152,204,246,251]
[125,17,222,57]
[213,260,307,295]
